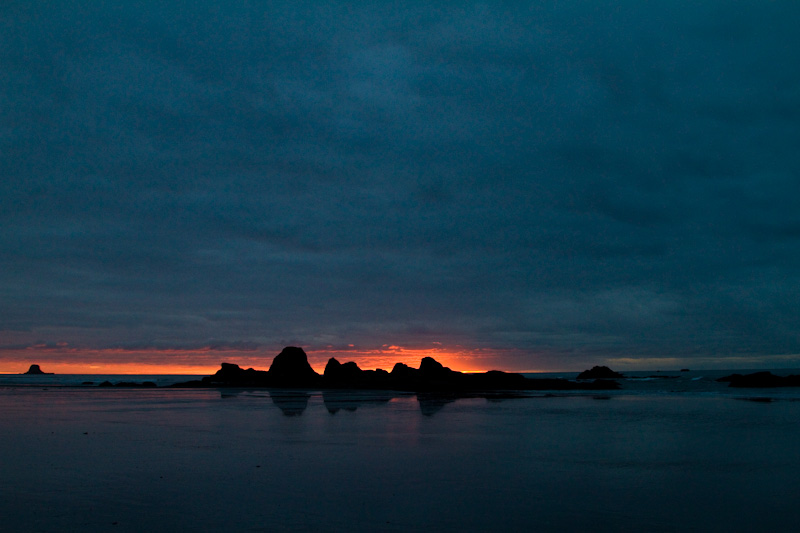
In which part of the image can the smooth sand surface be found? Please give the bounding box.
[2,387,800,532]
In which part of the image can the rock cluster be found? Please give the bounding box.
[717,371,800,388]
[576,366,624,380]
[175,347,620,392]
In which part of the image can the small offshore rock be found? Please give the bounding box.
[717,371,800,388]
[577,366,624,380]
[23,364,53,375]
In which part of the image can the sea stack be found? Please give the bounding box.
[267,346,322,387]
[576,366,624,379]
[23,364,52,375]
[172,347,621,392]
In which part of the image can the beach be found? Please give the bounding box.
[2,376,800,532]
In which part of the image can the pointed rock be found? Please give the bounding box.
[323,358,342,376]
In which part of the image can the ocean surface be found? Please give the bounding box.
[2,369,800,532]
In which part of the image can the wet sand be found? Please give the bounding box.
[2,387,799,532]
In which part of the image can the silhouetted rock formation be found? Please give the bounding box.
[187,348,322,388]
[324,358,390,389]
[717,371,800,388]
[577,366,624,379]
[23,364,52,375]
[390,362,418,381]
[201,362,270,387]
[173,347,621,393]
[268,346,321,387]
[419,357,449,377]
[467,370,529,389]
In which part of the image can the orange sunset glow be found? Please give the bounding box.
[305,345,515,374]
[0,343,531,375]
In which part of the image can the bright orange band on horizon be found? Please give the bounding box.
[0,345,530,375]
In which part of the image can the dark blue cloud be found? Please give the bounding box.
[2,1,800,369]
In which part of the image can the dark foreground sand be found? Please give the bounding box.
[2,387,799,532]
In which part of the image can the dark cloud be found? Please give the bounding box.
[2,1,799,370]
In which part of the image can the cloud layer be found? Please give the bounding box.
[2,1,800,370]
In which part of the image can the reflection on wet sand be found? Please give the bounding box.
[321,390,395,414]
[269,391,311,416]
[417,393,458,416]
[221,388,527,416]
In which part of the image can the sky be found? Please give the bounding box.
[2,1,800,373]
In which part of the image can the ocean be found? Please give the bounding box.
[2,369,799,531]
